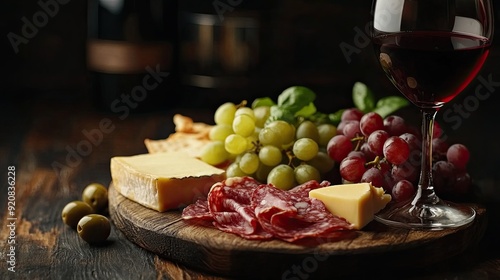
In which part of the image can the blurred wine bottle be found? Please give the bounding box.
[87,0,178,113]
[178,0,280,109]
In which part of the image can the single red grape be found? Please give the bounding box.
[327,135,353,162]
[446,143,470,171]
[367,130,389,156]
[384,115,407,136]
[454,172,472,195]
[342,120,361,139]
[341,108,364,122]
[383,136,410,165]
[392,180,416,202]
[360,112,384,136]
[399,132,420,151]
[432,160,457,195]
[432,138,449,160]
[339,156,366,182]
[391,163,419,183]
[361,167,385,188]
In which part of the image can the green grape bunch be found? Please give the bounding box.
[200,83,410,190]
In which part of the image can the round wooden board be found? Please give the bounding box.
[108,184,487,279]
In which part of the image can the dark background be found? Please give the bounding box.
[1,0,500,202]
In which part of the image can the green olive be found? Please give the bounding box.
[82,183,108,213]
[77,214,111,244]
[61,201,94,229]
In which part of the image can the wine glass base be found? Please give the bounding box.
[375,199,476,230]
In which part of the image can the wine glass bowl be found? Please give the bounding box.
[370,0,494,229]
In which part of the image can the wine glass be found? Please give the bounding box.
[370,0,494,229]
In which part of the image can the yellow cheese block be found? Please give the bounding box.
[110,152,226,212]
[309,182,391,229]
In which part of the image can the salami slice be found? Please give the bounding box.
[208,177,272,239]
[182,177,353,243]
[181,199,211,220]
[254,181,353,242]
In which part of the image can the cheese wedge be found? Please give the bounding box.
[110,152,226,212]
[309,182,391,229]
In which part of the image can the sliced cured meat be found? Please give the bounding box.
[207,177,271,239]
[254,181,353,242]
[182,177,353,243]
[181,199,211,220]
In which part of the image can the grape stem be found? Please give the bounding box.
[351,135,365,151]
[237,100,248,109]
[365,155,382,168]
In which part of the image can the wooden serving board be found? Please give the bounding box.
[108,184,487,279]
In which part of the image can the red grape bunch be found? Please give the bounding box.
[326,108,473,202]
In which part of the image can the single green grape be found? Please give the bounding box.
[225,134,248,155]
[293,138,319,161]
[253,106,270,128]
[246,132,259,151]
[258,126,281,146]
[239,152,260,174]
[267,120,295,147]
[214,102,236,125]
[317,123,337,147]
[258,145,282,167]
[209,124,233,141]
[235,107,255,120]
[267,164,296,190]
[306,151,335,174]
[200,141,229,166]
[294,164,321,184]
[233,114,255,137]
[296,120,319,143]
[226,162,247,178]
[255,163,273,183]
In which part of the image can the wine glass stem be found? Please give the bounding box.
[412,109,440,207]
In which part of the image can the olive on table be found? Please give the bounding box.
[82,183,108,213]
[77,214,111,244]
[61,201,94,229]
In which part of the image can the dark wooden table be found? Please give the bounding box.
[1,95,499,279]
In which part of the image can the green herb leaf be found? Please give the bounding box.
[277,86,316,114]
[352,82,375,113]
[373,96,410,118]
[328,109,345,126]
[266,105,296,126]
[294,102,317,118]
[251,97,275,109]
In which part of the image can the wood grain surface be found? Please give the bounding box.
[109,183,488,279]
[1,98,499,279]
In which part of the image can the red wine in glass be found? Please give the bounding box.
[370,0,494,230]
[373,31,491,108]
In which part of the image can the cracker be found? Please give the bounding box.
[145,114,213,158]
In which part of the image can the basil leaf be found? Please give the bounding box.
[307,112,330,124]
[373,96,410,118]
[252,97,275,109]
[328,109,345,125]
[294,102,317,118]
[277,86,316,114]
[267,105,296,125]
[352,82,375,113]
